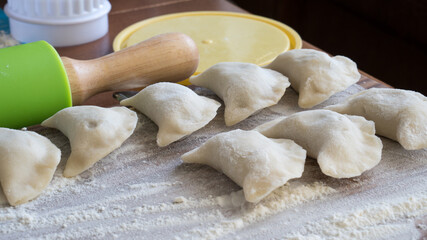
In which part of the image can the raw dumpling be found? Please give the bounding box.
[0,128,60,206]
[0,186,7,205]
[255,110,382,178]
[181,129,306,203]
[120,82,220,147]
[190,62,290,126]
[326,88,427,150]
[265,49,361,108]
[42,106,137,177]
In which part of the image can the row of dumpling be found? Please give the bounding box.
[181,83,427,203]
[2,49,426,206]
[123,48,426,150]
[178,49,427,203]
[119,48,364,146]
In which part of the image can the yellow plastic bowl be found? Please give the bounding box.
[113,11,302,85]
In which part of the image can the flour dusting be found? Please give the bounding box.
[285,192,427,239]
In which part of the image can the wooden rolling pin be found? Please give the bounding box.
[62,32,199,105]
[0,32,199,128]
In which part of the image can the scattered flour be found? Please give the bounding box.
[285,192,427,239]
[179,182,336,240]
[173,196,188,204]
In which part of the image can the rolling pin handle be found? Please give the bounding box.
[62,32,199,105]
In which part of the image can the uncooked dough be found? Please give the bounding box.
[181,129,306,203]
[255,110,383,178]
[42,106,137,177]
[120,82,220,147]
[190,62,290,126]
[266,49,361,108]
[0,128,60,206]
[326,88,427,150]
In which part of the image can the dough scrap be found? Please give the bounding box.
[326,88,427,150]
[255,110,382,178]
[266,49,361,108]
[0,128,60,206]
[181,129,306,203]
[42,106,137,177]
[190,62,290,126]
[121,82,220,147]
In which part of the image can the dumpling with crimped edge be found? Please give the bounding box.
[255,110,382,178]
[181,129,306,203]
[120,82,220,147]
[265,49,361,108]
[326,88,427,150]
[42,106,137,177]
[190,62,290,126]
[0,128,61,206]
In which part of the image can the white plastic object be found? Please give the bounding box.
[4,0,111,47]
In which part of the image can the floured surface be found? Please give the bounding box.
[0,85,426,240]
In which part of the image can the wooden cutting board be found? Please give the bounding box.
[0,85,426,239]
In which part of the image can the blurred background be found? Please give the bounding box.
[232,0,427,94]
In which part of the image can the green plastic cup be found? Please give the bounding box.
[0,41,72,129]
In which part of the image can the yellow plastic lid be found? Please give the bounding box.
[113,11,302,84]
